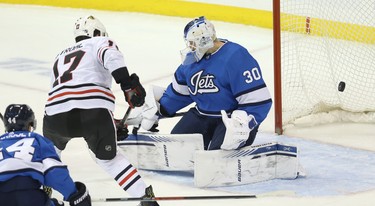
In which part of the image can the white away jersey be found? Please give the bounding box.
[45,37,126,115]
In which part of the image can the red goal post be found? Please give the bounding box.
[273,0,375,134]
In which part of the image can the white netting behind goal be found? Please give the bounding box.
[280,0,375,127]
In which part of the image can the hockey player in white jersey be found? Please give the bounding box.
[0,104,91,206]
[139,16,272,151]
[42,16,159,206]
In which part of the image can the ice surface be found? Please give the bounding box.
[0,4,374,206]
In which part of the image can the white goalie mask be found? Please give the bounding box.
[74,15,108,38]
[180,16,216,65]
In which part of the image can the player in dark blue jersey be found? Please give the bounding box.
[0,104,91,206]
[139,16,272,150]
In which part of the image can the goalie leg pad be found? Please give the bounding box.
[118,133,204,171]
[194,142,301,187]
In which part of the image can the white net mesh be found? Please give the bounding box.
[280,0,375,127]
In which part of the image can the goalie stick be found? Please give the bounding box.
[158,111,185,119]
[128,111,186,134]
[93,194,256,202]
[122,111,186,125]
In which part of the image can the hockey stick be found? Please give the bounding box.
[115,107,133,141]
[119,107,132,129]
[93,194,256,202]
[0,112,3,122]
[92,190,295,203]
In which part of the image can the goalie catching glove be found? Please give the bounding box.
[125,86,167,132]
[220,110,258,150]
[139,86,166,131]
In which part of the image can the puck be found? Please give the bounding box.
[338,81,346,92]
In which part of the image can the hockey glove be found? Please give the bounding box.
[115,119,129,141]
[122,74,146,108]
[140,185,160,206]
[68,182,91,206]
[220,110,257,150]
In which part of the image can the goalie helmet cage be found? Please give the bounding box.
[273,0,375,134]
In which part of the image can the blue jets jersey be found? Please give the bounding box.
[0,131,76,200]
[160,40,272,124]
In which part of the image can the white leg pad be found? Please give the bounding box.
[118,133,204,171]
[194,142,301,187]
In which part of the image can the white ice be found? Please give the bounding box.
[0,4,374,206]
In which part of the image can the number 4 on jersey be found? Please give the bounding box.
[0,138,35,161]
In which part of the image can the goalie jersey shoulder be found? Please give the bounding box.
[164,41,272,117]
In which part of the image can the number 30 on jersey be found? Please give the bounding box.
[243,67,261,83]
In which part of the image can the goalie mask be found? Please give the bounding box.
[180,16,216,65]
[74,15,108,39]
[3,104,37,132]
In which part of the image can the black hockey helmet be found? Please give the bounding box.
[3,104,36,132]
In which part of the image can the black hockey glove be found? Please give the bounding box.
[68,182,91,206]
[122,73,146,108]
[115,119,129,141]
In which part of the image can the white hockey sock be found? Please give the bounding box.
[95,149,147,197]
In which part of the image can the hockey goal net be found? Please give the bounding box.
[273,0,375,134]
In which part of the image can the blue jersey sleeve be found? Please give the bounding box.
[228,46,272,123]
[160,69,194,115]
[34,134,77,200]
